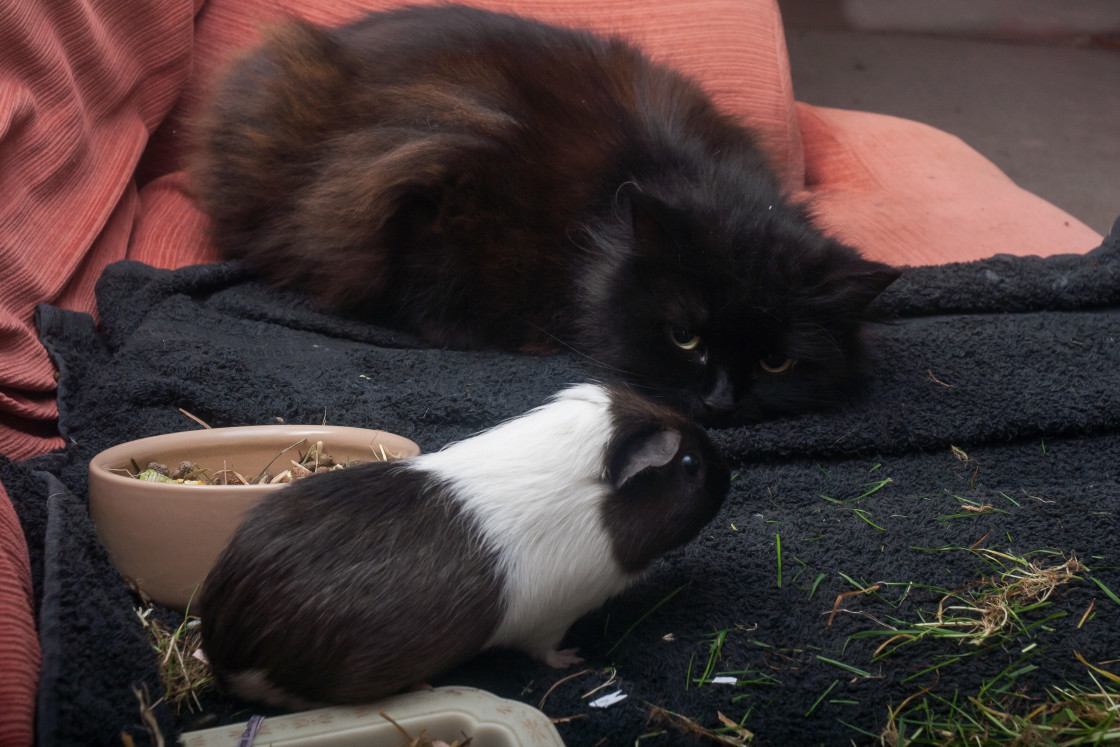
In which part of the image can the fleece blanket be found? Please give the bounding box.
[6,217,1120,746]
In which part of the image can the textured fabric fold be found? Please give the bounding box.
[0,0,197,461]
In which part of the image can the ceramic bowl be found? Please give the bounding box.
[88,425,420,611]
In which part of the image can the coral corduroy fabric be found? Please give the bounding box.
[0,482,36,747]
[794,103,1100,267]
[0,3,194,741]
[0,0,199,462]
[0,0,1105,744]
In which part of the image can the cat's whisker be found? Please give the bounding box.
[612,180,641,209]
[804,323,843,355]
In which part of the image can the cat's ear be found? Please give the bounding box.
[623,184,693,250]
[817,241,901,314]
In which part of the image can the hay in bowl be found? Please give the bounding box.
[88,425,420,611]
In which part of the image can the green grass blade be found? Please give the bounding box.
[607,583,688,655]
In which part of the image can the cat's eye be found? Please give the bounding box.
[759,356,795,374]
[669,327,701,351]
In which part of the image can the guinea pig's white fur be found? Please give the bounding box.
[417,383,630,666]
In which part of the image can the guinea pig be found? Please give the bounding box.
[198,383,730,709]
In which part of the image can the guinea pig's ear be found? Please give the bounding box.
[609,429,682,489]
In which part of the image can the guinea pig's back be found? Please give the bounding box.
[199,460,505,707]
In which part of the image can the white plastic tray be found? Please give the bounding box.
[180,686,565,746]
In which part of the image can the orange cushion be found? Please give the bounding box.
[795,103,1102,267]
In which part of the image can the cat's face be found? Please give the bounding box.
[580,190,899,425]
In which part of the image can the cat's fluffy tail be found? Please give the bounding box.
[187,17,514,314]
[187,19,355,256]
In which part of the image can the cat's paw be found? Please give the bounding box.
[540,648,584,669]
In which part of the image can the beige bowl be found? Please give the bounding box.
[88,425,420,611]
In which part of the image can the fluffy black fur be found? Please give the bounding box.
[191,3,899,423]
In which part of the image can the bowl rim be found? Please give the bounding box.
[88,424,420,491]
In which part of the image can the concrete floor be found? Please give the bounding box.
[778,4,1120,236]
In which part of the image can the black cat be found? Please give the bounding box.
[191,3,899,424]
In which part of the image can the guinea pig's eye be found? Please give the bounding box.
[759,355,795,374]
[669,327,701,351]
[680,453,701,476]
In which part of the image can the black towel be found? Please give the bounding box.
[6,218,1119,746]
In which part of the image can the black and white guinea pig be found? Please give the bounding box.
[199,383,730,708]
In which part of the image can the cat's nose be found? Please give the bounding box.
[701,369,736,415]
